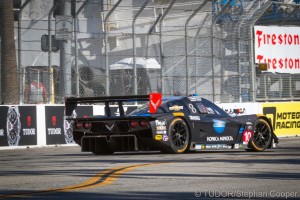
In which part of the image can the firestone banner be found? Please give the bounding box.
[254,26,300,74]
[262,102,300,137]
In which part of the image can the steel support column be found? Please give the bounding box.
[249,1,273,102]
[48,2,59,104]
[18,0,31,104]
[159,0,176,95]
[74,0,89,97]
[132,0,149,95]
[185,0,208,96]
[211,0,232,102]
[104,0,122,96]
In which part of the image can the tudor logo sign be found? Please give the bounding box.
[27,116,31,127]
[52,116,57,126]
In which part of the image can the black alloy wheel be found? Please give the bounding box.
[248,118,272,151]
[167,118,190,153]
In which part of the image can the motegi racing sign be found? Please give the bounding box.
[262,102,300,137]
[254,26,300,74]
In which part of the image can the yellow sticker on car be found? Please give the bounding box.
[173,112,184,117]
[155,135,162,140]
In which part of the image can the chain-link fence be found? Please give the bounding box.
[15,0,300,104]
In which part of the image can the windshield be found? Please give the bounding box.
[128,97,183,116]
[128,104,149,116]
[198,98,229,116]
[128,96,229,117]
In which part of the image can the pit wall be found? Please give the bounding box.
[0,102,299,149]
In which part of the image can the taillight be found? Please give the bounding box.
[75,121,83,129]
[130,120,139,128]
[83,122,92,129]
[140,120,150,127]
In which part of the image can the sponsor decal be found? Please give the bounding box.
[242,131,253,144]
[27,116,31,127]
[19,106,37,146]
[163,135,169,141]
[213,119,226,134]
[262,103,300,136]
[189,104,197,113]
[157,130,167,134]
[48,111,62,135]
[149,93,162,113]
[169,105,183,111]
[195,144,202,150]
[52,116,57,126]
[156,120,166,126]
[155,135,162,140]
[205,144,232,149]
[223,108,246,116]
[155,119,167,135]
[48,128,62,135]
[156,125,166,131]
[188,96,202,102]
[207,136,233,142]
[23,128,36,135]
[234,144,240,149]
[189,115,200,120]
[173,112,184,117]
[239,127,244,135]
[23,114,36,136]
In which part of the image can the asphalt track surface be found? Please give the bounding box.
[0,137,299,200]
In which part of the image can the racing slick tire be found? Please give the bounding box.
[163,118,190,154]
[248,118,272,152]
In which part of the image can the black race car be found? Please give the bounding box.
[65,93,278,155]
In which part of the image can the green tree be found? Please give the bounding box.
[0,0,19,104]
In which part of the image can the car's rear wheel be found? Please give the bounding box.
[164,118,190,154]
[248,118,272,152]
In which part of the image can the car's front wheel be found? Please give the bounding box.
[248,118,272,151]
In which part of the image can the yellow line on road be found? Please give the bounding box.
[61,162,163,191]
[0,162,166,198]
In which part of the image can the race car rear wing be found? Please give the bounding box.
[65,93,162,117]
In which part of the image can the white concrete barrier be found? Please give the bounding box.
[0,102,298,149]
